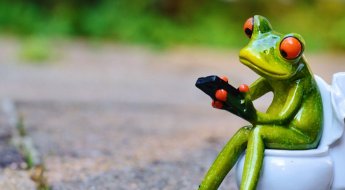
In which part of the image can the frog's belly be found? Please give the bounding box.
[235,148,333,190]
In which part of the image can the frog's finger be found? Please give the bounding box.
[239,84,249,93]
[215,89,228,101]
[212,100,223,109]
[220,76,229,83]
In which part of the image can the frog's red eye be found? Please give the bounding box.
[279,37,303,60]
[243,17,253,38]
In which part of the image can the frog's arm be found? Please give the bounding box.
[249,77,272,101]
[256,80,304,124]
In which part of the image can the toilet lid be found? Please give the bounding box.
[332,72,345,124]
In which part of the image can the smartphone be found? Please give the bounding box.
[195,75,256,123]
[195,75,243,100]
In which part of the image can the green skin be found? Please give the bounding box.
[198,15,323,190]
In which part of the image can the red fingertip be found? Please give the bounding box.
[239,84,249,93]
[212,100,223,109]
[220,76,228,83]
[215,89,227,102]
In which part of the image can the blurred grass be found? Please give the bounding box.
[1,0,345,52]
[19,37,54,63]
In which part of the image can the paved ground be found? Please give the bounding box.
[0,38,345,189]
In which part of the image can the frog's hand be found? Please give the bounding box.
[195,75,256,122]
[213,85,257,123]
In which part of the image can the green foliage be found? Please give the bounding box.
[17,114,27,137]
[19,36,53,63]
[1,0,345,51]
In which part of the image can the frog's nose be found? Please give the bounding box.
[239,47,248,60]
[239,46,259,63]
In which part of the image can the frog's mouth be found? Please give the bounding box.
[239,56,289,78]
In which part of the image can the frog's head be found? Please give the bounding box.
[239,15,306,80]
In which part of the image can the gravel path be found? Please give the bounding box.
[0,39,345,189]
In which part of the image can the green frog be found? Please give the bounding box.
[198,15,323,190]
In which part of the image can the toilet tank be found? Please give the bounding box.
[329,72,345,189]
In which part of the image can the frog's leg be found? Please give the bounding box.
[240,125,315,190]
[199,126,252,190]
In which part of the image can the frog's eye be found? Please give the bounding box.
[279,37,303,60]
[243,17,254,38]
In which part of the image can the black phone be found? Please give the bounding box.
[195,75,243,101]
[195,75,256,123]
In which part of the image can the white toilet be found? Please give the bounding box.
[235,73,345,190]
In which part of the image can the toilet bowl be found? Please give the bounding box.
[235,75,345,190]
[236,148,333,190]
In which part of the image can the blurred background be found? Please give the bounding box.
[1,0,345,57]
[0,0,345,189]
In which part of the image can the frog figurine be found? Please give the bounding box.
[197,15,323,190]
